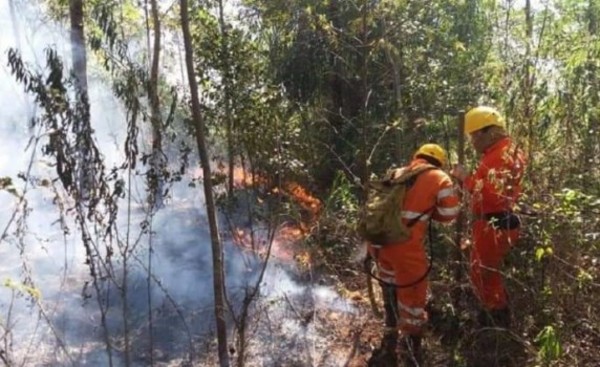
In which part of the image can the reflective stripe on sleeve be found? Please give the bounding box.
[437,206,460,216]
[437,187,455,200]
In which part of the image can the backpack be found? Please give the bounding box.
[357,165,436,246]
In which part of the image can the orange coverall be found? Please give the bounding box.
[370,158,459,335]
[464,137,526,310]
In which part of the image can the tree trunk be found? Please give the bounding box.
[148,0,164,210]
[453,112,466,307]
[585,0,599,178]
[144,0,160,348]
[217,0,235,197]
[179,1,230,366]
[524,0,534,177]
[69,0,93,200]
[358,0,371,202]
[384,29,403,164]
[69,0,88,94]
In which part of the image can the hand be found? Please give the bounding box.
[451,164,468,182]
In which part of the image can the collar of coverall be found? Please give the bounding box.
[483,136,511,156]
[410,158,434,168]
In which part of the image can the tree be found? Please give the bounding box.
[179,0,230,366]
[147,0,166,211]
[69,0,88,93]
[217,0,236,197]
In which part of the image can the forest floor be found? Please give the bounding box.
[223,181,600,367]
[289,239,535,367]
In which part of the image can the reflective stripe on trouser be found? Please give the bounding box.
[469,220,520,310]
[375,259,428,336]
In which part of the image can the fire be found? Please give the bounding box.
[276,225,304,240]
[273,224,307,261]
[229,166,265,188]
[219,164,321,221]
[226,166,322,262]
[280,181,322,219]
[221,165,321,214]
[268,181,321,259]
[231,223,311,262]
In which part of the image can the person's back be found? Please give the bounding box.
[402,159,460,242]
[367,144,459,367]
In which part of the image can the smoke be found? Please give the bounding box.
[0,2,356,366]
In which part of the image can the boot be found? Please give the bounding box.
[367,333,398,367]
[367,283,400,366]
[399,335,423,367]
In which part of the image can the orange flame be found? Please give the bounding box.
[221,165,321,218]
[231,224,305,262]
[225,166,322,262]
[229,166,265,188]
[281,182,322,219]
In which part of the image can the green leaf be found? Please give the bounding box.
[535,247,545,262]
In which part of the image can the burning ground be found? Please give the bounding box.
[0,166,379,367]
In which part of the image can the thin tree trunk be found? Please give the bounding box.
[69,0,92,199]
[359,0,370,200]
[146,0,162,360]
[217,0,235,197]
[502,0,513,130]
[524,0,534,178]
[179,1,230,366]
[121,255,131,367]
[69,0,88,94]
[453,111,466,306]
[236,303,248,367]
[384,32,403,164]
[148,0,164,210]
[585,0,599,178]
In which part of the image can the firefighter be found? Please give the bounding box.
[367,144,460,367]
[451,106,526,328]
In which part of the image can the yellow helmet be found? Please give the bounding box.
[413,143,448,167]
[464,106,505,134]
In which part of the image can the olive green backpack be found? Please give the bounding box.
[357,165,436,245]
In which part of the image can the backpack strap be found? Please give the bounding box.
[388,164,437,185]
[398,164,439,227]
[406,206,436,228]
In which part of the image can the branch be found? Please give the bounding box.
[366,120,401,170]
[316,140,362,187]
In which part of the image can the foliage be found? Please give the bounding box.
[3,278,41,301]
[5,0,600,365]
[535,325,562,365]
